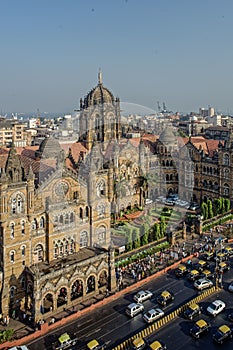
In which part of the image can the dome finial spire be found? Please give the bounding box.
[98,68,102,85]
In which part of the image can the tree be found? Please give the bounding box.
[201,202,208,220]
[207,200,213,218]
[224,198,231,212]
[132,228,141,249]
[125,227,133,251]
[213,198,220,216]
[140,223,149,245]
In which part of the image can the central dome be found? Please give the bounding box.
[82,71,114,109]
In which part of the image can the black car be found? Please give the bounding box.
[202,251,215,261]
[175,264,189,278]
[190,319,210,339]
[228,313,233,322]
[184,303,202,320]
[218,261,230,273]
[213,324,233,344]
[157,290,174,307]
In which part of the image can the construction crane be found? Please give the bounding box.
[157,101,161,112]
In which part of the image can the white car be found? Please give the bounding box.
[125,303,144,317]
[133,290,153,303]
[228,281,233,292]
[194,278,213,291]
[207,300,226,317]
[143,308,164,323]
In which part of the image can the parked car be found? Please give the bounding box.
[125,303,144,317]
[189,203,200,211]
[131,337,146,350]
[213,324,233,344]
[207,300,226,317]
[145,198,153,205]
[228,313,233,322]
[165,199,175,206]
[149,340,167,350]
[157,290,174,306]
[190,319,210,338]
[143,308,164,323]
[183,303,202,320]
[194,278,213,291]
[133,290,153,303]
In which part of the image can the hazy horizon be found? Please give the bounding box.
[1,0,233,114]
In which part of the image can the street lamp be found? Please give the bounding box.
[215,239,224,288]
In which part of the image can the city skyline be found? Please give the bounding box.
[1,0,233,114]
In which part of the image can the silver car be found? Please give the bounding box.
[143,308,164,323]
[125,303,144,317]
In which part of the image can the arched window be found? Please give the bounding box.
[85,206,89,217]
[54,244,58,258]
[21,277,26,289]
[224,183,229,196]
[70,212,74,222]
[79,208,83,219]
[80,231,88,247]
[65,213,69,225]
[96,180,105,197]
[21,245,26,257]
[224,154,230,166]
[32,218,37,230]
[10,223,15,239]
[11,193,24,214]
[21,220,25,235]
[224,169,229,179]
[10,250,15,263]
[39,217,45,228]
[96,226,106,245]
[97,203,105,217]
[10,286,16,298]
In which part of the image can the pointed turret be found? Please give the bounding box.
[5,142,24,182]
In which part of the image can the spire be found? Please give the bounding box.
[98,68,103,85]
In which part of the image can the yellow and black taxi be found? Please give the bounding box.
[87,339,106,350]
[190,319,210,338]
[175,264,189,278]
[201,268,214,280]
[131,337,146,350]
[195,260,209,272]
[218,261,230,273]
[156,290,174,307]
[149,340,167,350]
[202,251,215,261]
[52,332,78,350]
[215,251,227,262]
[183,303,202,320]
[187,269,200,281]
[224,246,233,257]
[213,324,233,344]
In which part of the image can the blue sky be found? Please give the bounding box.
[0,0,233,114]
